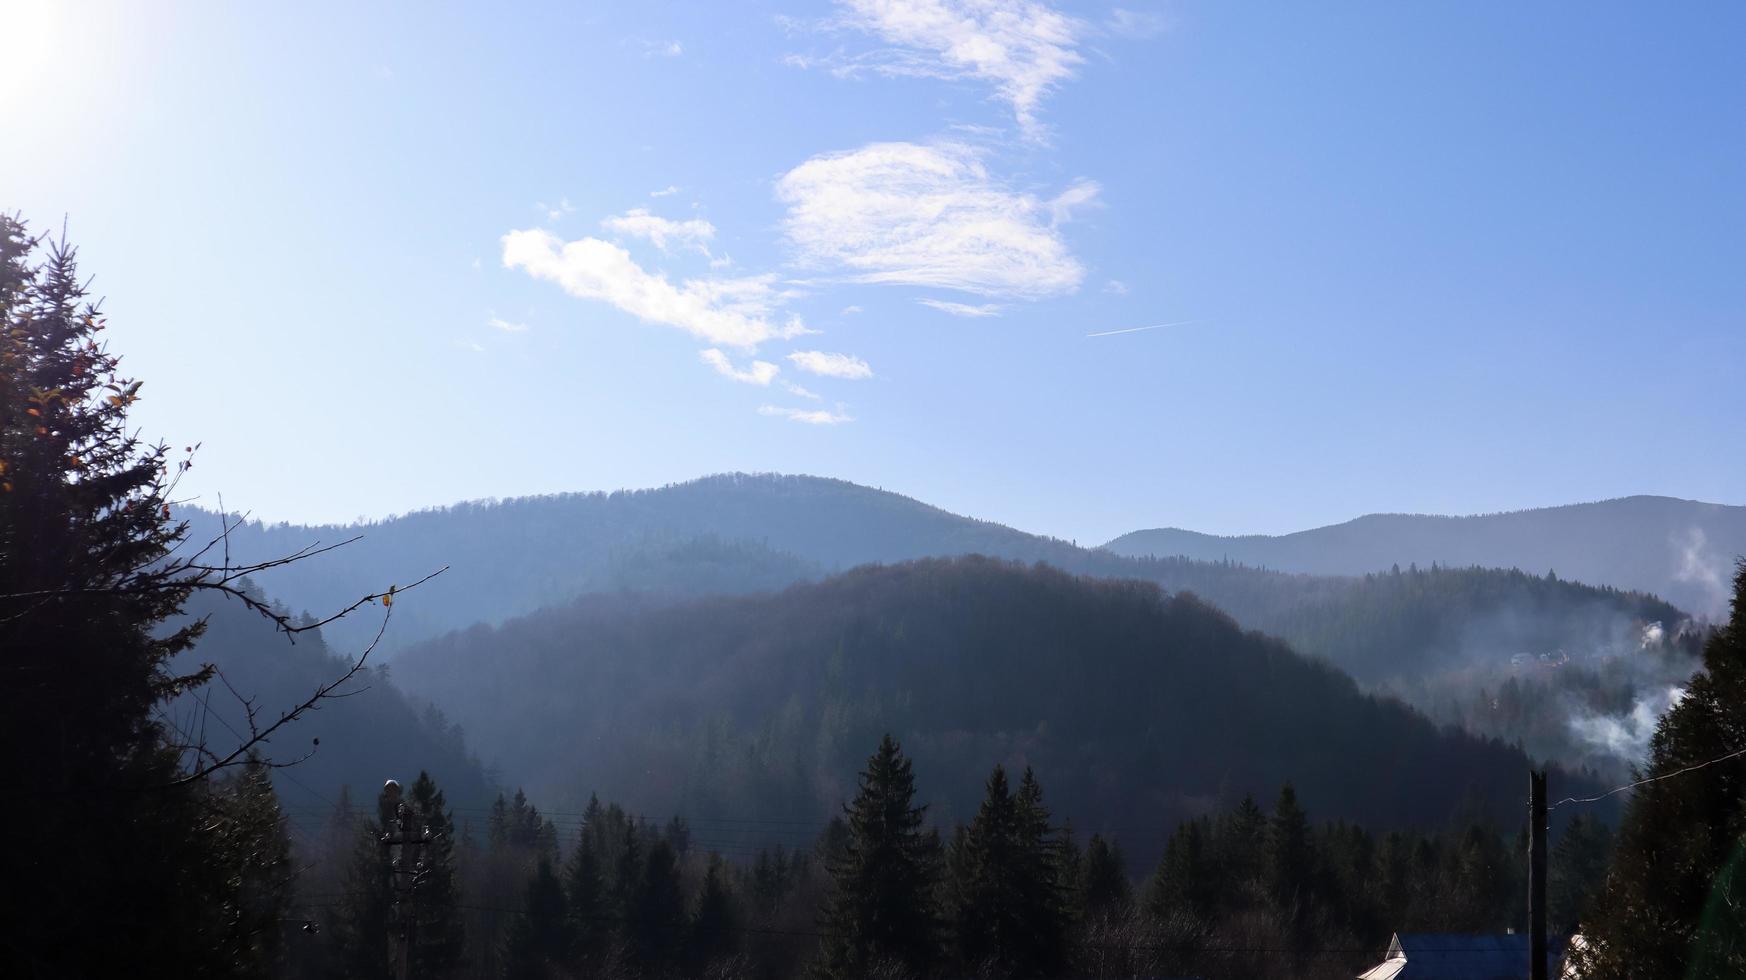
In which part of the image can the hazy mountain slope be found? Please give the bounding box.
[1103,495,1746,618]
[175,474,1043,651]
[178,475,1685,666]
[389,557,1607,857]
[164,589,494,829]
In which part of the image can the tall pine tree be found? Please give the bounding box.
[821,734,944,977]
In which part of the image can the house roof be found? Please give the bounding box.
[1356,932,1566,980]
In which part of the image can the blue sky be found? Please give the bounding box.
[4,1,1742,543]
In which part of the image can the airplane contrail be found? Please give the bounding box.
[1086,319,1197,338]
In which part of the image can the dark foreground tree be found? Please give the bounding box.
[407,771,466,976]
[950,765,1071,977]
[502,858,569,980]
[0,214,437,977]
[1081,833,1132,917]
[1574,560,1746,980]
[820,734,944,977]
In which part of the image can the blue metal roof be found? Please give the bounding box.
[1356,932,1566,980]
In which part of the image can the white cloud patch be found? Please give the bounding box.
[919,298,1002,317]
[759,404,855,425]
[488,316,530,333]
[841,305,864,315]
[501,228,809,349]
[787,350,874,379]
[1048,178,1101,225]
[650,185,681,197]
[1103,278,1128,295]
[1106,7,1167,39]
[537,197,578,222]
[827,0,1084,139]
[700,348,780,385]
[783,381,824,400]
[601,208,717,255]
[776,141,1086,299]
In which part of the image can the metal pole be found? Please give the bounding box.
[1529,769,1548,980]
[398,802,415,980]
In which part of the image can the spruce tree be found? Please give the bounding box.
[332,790,394,980]
[1266,783,1313,911]
[502,858,569,980]
[1548,814,1611,935]
[820,734,944,977]
[1081,833,1132,916]
[0,215,279,977]
[407,770,465,976]
[1147,818,1215,920]
[627,838,687,970]
[952,765,1070,978]
[211,759,298,976]
[688,854,743,971]
[563,824,609,965]
[1574,561,1746,979]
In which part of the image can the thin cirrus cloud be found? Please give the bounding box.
[487,315,529,333]
[787,350,874,379]
[759,404,855,425]
[807,0,1085,140]
[600,208,716,255]
[501,228,810,349]
[919,298,1002,317]
[776,141,1091,300]
[700,348,781,385]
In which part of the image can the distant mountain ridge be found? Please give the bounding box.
[1103,495,1746,618]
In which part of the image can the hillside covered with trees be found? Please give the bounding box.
[388,555,1609,853]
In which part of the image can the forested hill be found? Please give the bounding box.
[389,556,1607,856]
[176,474,1681,669]
[1104,495,1746,619]
[164,589,494,828]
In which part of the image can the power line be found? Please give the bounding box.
[1549,743,1746,810]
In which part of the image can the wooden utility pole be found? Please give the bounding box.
[380,779,421,980]
[1529,769,1548,980]
[398,802,418,980]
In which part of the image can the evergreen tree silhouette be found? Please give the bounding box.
[820,734,944,977]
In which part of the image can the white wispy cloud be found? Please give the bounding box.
[700,348,781,385]
[759,404,855,425]
[1048,179,1101,225]
[601,208,717,255]
[650,185,681,198]
[639,39,684,57]
[821,0,1084,139]
[501,228,809,349]
[488,316,530,333]
[787,350,874,379]
[919,298,1002,317]
[1106,7,1168,39]
[783,381,824,400]
[1103,279,1128,295]
[841,304,864,315]
[537,197,578,222]
[777,141,1086,299]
